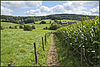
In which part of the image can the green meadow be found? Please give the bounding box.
[1,22,53,66]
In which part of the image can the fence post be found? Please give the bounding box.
[81,47,83,67]
[34,42,37,64]
[45,34,46,45]
[42,37,45,51]
[81,45,86,67]
[67,39,69,58]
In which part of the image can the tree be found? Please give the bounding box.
[49,24,61,30]
[40,21,46,24]
[15,26,17,29]
[32,25,35,29]
[19,25,23,29]
[23,25,33,31]
[9,26,13,29]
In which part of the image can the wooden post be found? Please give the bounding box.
[42,37,45,51]
[34,42,37,64]
[67,39,69,58]
[81,46,86,67]
[81,45,86,67]
[45,34,46,45]
[81,47,83,67]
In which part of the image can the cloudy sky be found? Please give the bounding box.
[1,1,99,16]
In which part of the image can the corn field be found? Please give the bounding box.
[54,17,100,67]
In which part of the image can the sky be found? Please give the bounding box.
[1,1,99,16]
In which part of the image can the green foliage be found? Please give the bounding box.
[23,25,33,31]
[19,25,23,29]
[54,35,80,67]
[15,26,17,29]
[32,25,35,29]
[55,17,100,66]
[40,21,46,24]
[9,26,13,29]
[43,27,48,30]
[24,18,35,24]
[1,14,96,24]
[49,24,61,30]
[0,26,4,30]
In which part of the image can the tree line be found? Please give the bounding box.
[1,14,96,24]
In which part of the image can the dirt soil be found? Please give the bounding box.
[46,34,60,66]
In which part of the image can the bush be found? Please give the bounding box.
[9,26,13,29]
[40,21,46,24]
[23,25,33,31]
[43,27,48,30]
[19,25,23,29]
[32,25,35,29]
[15,26,17,29]
[0,26,4,30]
[49,24,61,30]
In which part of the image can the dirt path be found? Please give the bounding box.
[46,34,60,66]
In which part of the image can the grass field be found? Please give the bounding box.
[1,29,52,66]
[1,21,54,66]
[35,19,54,24]
[1,22,19,28]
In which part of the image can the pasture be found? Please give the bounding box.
[1,22,53,66]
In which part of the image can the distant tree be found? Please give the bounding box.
[49,21,51,24]
[59,20,62,24]
[0,26,4,30]
[43,27,48,30]
[32,25,35,29]
[40,21,46,24]
[49,24,61,30]
[9,26,13,29]
[15,26,17,29]
[23,25,33,31]
[19,25,23,29]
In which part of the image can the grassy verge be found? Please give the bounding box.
[54,34,80,67]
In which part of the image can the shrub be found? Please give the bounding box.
[9,26,13,29]
[40,21,46,24]
[32,25,35,29]
[49,24,61,30]
[43,27,48,30]
[23,25,33,31]
[0,26,4,30]
[19,25,23,29]
[15,26,17,29]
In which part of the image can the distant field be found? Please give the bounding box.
[35,19,54,24]
[25,24,50,30]
[1,22,19,28]
[1,22,51,30]
[57,20,81,22]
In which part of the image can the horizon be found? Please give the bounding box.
[1,1,99,16]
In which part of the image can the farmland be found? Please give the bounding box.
[54,17,100,67]
[1,15,100,67]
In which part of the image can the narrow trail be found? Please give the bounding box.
[46,34,60,66]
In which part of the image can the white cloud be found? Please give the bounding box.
[2,1,99,16]
[91,8,97,13]
[40,6,51,13]
[1,1,42,9]
[25,9,42,16]
[51,5,66,13]
[25,1,99,16]
[1,6,13,15]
